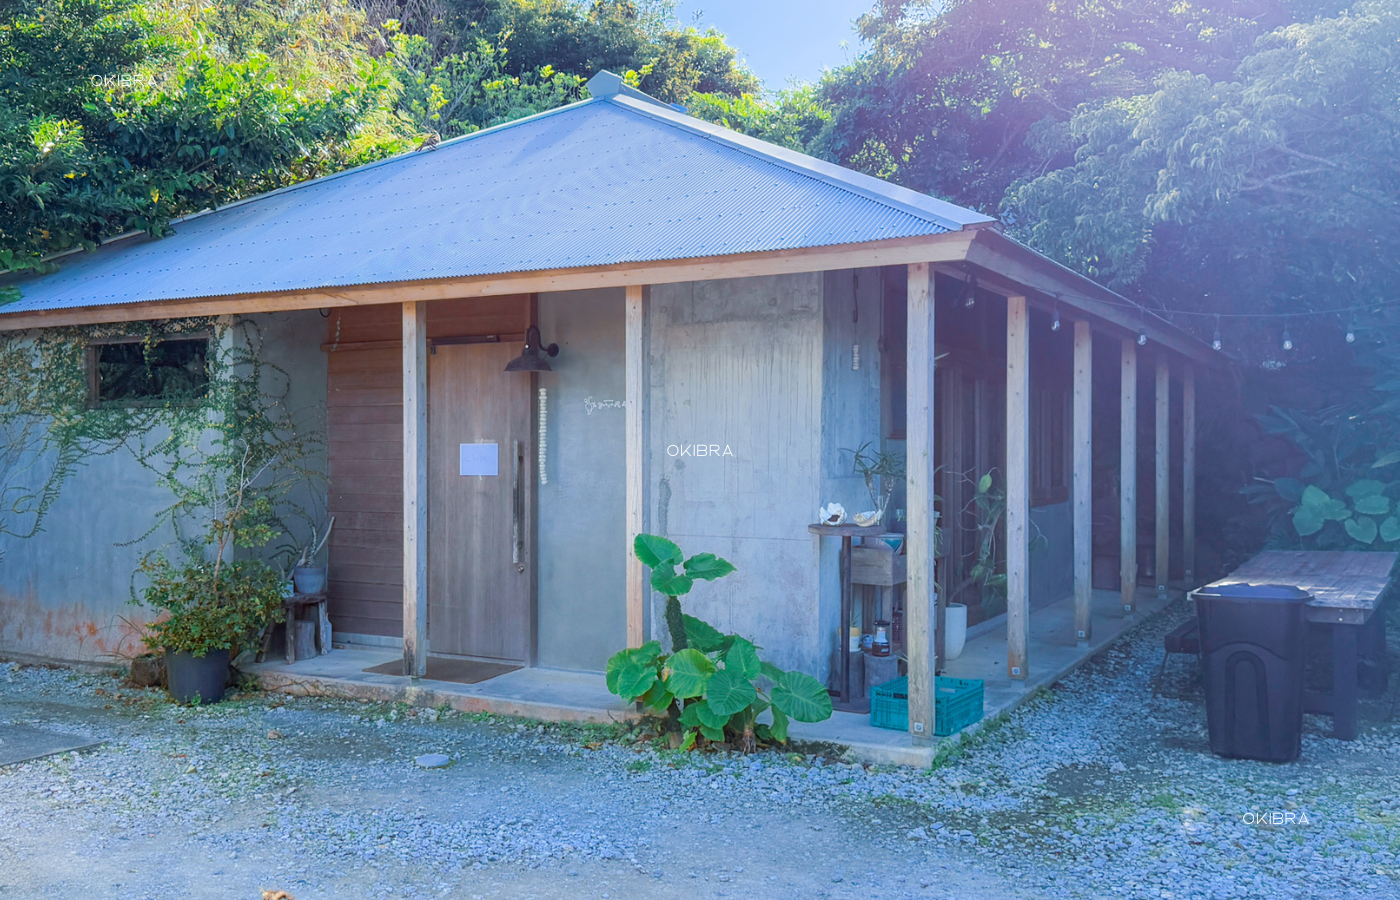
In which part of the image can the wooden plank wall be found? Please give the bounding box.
[324,297,530,638]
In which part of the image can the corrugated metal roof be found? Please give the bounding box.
[1,82,994,315]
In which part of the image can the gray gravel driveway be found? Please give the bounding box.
[0,599,1395,899]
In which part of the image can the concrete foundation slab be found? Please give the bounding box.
[250,588,1176,766]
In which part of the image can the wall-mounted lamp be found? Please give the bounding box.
[504,325,559,372]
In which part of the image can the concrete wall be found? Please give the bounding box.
[1030,500,1074,608]
[535,289,627,672]
[647,274,828,677]
[0,311,327,665]
[818,270,885,661]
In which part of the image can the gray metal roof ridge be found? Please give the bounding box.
[603,93,995,233]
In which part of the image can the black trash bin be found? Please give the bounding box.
[1193,583,1308,762]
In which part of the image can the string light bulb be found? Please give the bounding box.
[1137,326,1148,346]
[1212,315,1222,351]
[1346,317,1357,343]
[1282,329,1294,352]
[1051,307,1061,331]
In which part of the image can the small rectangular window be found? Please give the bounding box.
[88,337,210,406]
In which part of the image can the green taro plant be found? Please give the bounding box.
[632,533,736,652]
[606,614,833,753]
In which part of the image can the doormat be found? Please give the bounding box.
[362,657,520,685]
[0,724,103,767]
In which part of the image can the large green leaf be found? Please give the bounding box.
[634,533,683,568]
[1346,479,1387,499]
[685,698,732,730]
[1382,517,1400,543]
[1292,505,1325,537]
[604,642,660,695]
[684,552,736,581]
[1346,515,1379,545]
[705,668,758,716]
[723,637,761,680]
[771,671,833,723]
[1373,450,1400,469]
[650,563,694,598]
[760,661,785,684]
[1354,494,1391,516]
[640,682,676,716]
[664,648,715,698]
[682,615,726,653]
[768,706,790,742]
[613,660,657,700]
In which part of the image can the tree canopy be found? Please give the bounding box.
[0,0,758,272]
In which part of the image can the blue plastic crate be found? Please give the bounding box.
[869,675,984,736]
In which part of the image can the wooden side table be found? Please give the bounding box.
[809,522,884,712]
[257,592,331,664]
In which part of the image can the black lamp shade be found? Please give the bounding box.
[505,325,559,372]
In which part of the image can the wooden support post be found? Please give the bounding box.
[1183,365,1196,586]
[1155,359,1170,595]
[1005,295,1030,680]
[625,285,647,648]
[402,301,429,678]
[905,263,938,741]
[1120,339,1137,614]
[1072,320,1093,644]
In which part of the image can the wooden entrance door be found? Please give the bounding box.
[428,342,533,663]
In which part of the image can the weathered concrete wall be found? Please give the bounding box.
[819,269,885,665]
[1030,500,1074,608]
[240,311,331,568]
[0,311,327,666]
[535,289,627,672]
[647,274,828,677]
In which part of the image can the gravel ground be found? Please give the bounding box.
[0,599,1395,899]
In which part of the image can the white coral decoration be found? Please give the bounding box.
[853,510,881,527]
[819,502,847,525]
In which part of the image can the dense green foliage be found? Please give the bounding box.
[0,0,757,274]
[139,555,285,656]
[606,613,833,753]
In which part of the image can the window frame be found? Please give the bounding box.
[85,333,213,409]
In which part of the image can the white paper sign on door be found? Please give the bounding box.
[459,443,498,476]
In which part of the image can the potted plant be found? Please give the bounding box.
[290,515,334,595]
[844,441,905,527]
[135,448,289,704]
[140,554,285,704]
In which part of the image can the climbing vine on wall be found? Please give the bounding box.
[0,316,324,571]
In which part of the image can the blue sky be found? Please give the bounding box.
[671,0,873,88]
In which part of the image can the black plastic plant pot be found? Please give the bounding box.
[164,649,230,705]
[1194,583,1308,763]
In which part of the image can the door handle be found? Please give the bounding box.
[511,439,523,569]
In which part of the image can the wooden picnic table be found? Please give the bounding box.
[1201,550,1396,740]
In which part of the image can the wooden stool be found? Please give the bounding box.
[257,592,330,664]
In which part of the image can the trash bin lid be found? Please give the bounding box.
[1193,582,1311,602]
